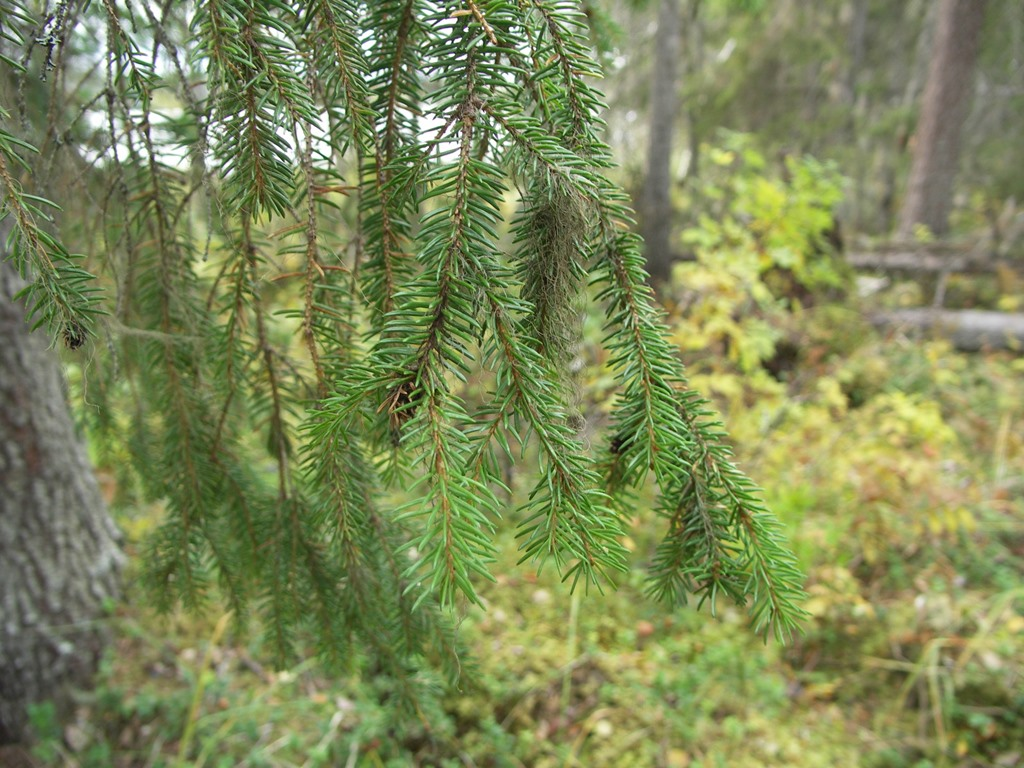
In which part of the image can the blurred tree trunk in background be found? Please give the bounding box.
[843,0,868,107]
[640,0,682,286]
[681,1,704,188]
[0,228,123,745]
[898,0,988,238]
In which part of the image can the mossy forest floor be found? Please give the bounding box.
[35,316,1024,768]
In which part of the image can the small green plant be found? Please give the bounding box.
[27,702,61,764]
[666,133,847,381]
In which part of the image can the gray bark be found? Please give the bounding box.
[0,235,123,745]
[898,0,988,238]
[640,0,682,287]
[872,309,1024,352]
[844,0,868,105]
[847,244,1008,274]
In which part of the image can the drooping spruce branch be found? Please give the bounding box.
[0,6,99,352]
[1,0,807,674]
[505,2,806,639]
[592,197,806,640]
[481,288,629,588]
[0,102,101,345]
[359,0,424,322]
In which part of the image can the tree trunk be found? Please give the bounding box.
[640,0,682,286]
[898,0,987,239]
[844,0,868,106]
[0,239,123,745]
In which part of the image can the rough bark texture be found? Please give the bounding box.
[898,0,987,238]
[640,0,682,286]
[0,245,123,745]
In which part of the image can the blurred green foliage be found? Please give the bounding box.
[35,135,1024,768]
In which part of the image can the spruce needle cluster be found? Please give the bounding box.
[0,0,807,687]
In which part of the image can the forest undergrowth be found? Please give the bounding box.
[34,140,1024,768]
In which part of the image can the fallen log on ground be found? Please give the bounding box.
[848,245,1017,275]
[871,309,1024,351]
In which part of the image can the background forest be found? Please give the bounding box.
[2,0,1023,767]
